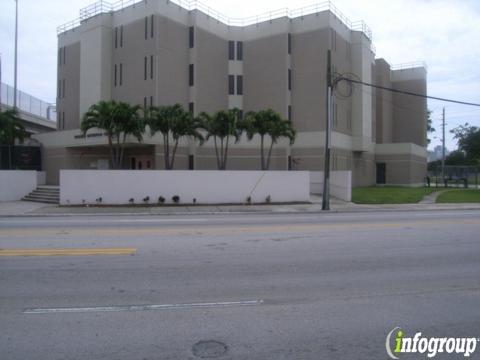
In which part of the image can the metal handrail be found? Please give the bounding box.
[57,0,373,42]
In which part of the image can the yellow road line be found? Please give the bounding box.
[0,248,137,257]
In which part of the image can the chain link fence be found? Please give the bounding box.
[0,83,56,121]
[427,165,479,189]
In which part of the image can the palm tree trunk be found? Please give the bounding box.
[163,134,170,170]
[220,138,225,170]
[115,134,121,169]
[213,136,221,170]
[223,136,229,170]
[260,135,265,170]
[119,133,127,169]
[266,138,275,170]
[8,145,13,170]
[108,136,114,169]
[170,140,179,170]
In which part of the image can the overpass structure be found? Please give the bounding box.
[0,82,56,135]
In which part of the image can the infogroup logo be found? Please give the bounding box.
[386,327,479,359]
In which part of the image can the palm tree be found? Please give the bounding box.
[199,108,242,170]
[81,100,144,169]
[0,109,27,169]
[145,104,203,170]
[241,109,296,170]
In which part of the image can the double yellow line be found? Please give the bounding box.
[0,248,136,257]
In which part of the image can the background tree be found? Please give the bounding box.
[241,109,296,170]
[81,100,144,169]
[451,123,480,163]
[146,104,203,170]
[0,109,27,169]
[427,109,435,145]
[199,108,241,170]
[0,109,26,145]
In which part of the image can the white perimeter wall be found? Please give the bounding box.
[0,171,37,202]
[310,171,352,202]
[60,170,310,205]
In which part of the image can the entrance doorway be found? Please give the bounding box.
[130,156,153,170]
[376,163,386,184]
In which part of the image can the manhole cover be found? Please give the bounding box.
[192,340,227,358]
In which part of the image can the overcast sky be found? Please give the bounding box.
[1,0,479,150]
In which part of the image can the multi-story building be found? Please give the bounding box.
[34,0,428,187]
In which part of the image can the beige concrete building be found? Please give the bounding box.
[35,0,428,186]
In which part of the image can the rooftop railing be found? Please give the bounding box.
[58,0,373,42]
[0,83,57,122]
[391,61,428,71]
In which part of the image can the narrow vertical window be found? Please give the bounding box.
[228,75,235,95]
[288,69,292,91]
[228,41,235,60]
[288,105,292,122]
[115,27,118,49]
[58,48,61,66]
[62,79,65,98]
[120,63,123,85]
[189,26,194,48]
[145,16,148,40]
[120,26,123,47]
[62,112,65,130]
[63,47,66,65]
[189,102,194,114]
[150,55,154,79]
[236,75,243,95]
[288,33,292,54]
[236,41,243,61]
[114,64,117,87]
[189,64,194,86]
[57,79,61,98]
[150,96,153,107]
[144,97,147,109]
[151,15,154,38]
[144,56,147,80]
[331,29,337,51]
[334,103,338,127]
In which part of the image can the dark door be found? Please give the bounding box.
[376,163,386,184]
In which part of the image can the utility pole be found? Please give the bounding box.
[441,107,445,182]
[13,0,19,109]
[0,53,3,105]
[322,50,332,211]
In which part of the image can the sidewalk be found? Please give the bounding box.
[1,196,480,217]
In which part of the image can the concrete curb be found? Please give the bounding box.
[1,205,480,218]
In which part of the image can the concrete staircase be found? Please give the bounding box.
[23,186,59,204]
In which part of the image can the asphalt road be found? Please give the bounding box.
[1,210,480,359]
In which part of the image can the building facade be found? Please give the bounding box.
[34,0,428,186]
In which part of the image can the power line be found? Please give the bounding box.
[352,83,429,119]
[339,78,480,107]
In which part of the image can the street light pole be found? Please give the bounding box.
[13,0,18,109]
